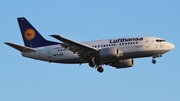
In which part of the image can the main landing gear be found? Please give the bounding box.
[88,57,96,67]
[88,57,104,73]
[97,66,104,73]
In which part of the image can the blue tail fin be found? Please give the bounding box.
[17,17,60,48]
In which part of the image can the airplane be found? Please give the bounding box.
[4,17,175,73]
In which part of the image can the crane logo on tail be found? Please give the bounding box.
[24,28,36,40]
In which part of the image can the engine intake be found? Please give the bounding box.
[99,47,123,61]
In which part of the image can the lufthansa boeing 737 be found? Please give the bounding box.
[4,17,175,73]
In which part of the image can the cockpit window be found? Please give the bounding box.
[156,39,165,42]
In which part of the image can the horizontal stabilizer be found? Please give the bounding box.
[4,42,36,52]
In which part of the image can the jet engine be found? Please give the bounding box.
[110,59,134,68]
[99,47,123,61]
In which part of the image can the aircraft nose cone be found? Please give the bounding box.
[169,43,175,50]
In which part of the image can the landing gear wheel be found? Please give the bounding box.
[97,67,104,73]
[89,61,95,67]
[89,57,96,67]
[152,60,156,64]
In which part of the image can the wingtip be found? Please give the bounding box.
[4,42,9,44]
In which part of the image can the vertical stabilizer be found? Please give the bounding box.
[17,17,60,48]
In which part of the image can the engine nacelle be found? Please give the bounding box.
[99,47,123,61]
[111,59,134,68]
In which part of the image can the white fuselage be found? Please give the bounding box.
[21,36,174,64]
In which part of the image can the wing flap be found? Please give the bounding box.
[4,42,36,52]
[50,35,98,55]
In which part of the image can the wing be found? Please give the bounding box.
[50,35,98,57]
[4,42,36,52]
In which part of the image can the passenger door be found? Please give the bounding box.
[145,38,150,48]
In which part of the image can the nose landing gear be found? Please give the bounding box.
[152,59,156,64]
[152,54,162,64]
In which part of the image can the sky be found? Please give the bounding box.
[0,0,180,101]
